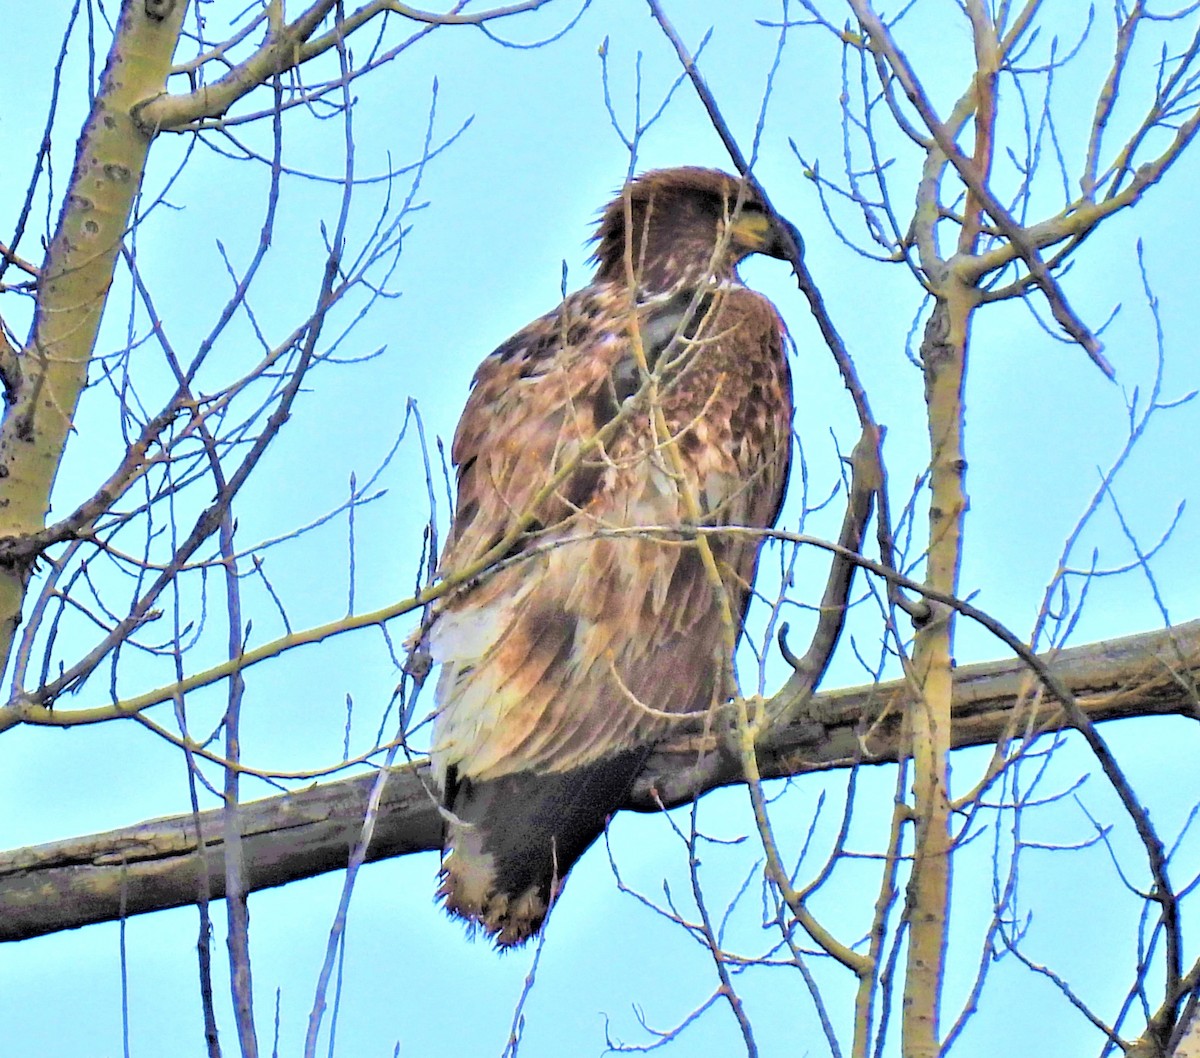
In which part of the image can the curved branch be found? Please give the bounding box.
[139,0,558,130]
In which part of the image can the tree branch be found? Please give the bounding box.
[846,0,1112,376]
[139,0,557,130]
[2,619,1196,942]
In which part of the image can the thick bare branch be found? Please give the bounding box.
[2,619,1194,943]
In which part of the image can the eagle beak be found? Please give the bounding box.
[766,215,803,263]
[728,211,803,263]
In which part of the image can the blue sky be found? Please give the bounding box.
[3,2,1200,1056]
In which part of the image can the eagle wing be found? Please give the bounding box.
[437,289,623,575]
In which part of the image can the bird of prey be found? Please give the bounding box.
[422,167,797,946]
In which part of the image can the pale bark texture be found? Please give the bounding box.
[0,2,186,666]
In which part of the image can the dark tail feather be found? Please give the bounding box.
[438,748,649,947]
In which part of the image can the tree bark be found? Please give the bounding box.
[0,619,1195,942]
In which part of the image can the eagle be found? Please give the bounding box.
[422,167,797,946]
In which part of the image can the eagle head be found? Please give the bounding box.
[591,166,801,289]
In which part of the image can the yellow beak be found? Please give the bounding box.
[727,211,774,251]
[727,211,802,261]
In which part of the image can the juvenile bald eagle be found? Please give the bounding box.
[423,167,797,946]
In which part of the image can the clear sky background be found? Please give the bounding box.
[3,2,1200,1056]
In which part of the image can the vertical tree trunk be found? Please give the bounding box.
[0,0,187,672]
[902,290,971,1057]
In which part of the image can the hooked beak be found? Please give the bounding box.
[727,210,804,264]
[764,214,803,264]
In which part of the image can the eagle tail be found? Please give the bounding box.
[438,748,650,947]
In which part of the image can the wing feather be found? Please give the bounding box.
[439,291,624,572]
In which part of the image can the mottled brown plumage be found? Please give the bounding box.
[421,168,797,946]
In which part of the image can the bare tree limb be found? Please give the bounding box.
[2,619,1195,943]
[139,0,560,131]
[844,0,1110,374]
